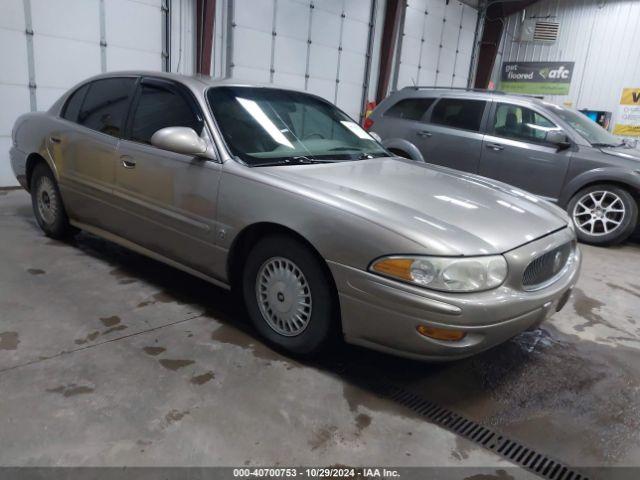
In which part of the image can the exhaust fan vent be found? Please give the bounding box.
[519,19,560,43]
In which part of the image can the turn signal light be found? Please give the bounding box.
[416,325,466,341]
[371,258,413,281]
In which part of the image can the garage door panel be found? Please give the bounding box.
[276,0,310,41]
[308,43,339,80]
[408,0,428,12]
[33,35,101,89]
[0,0,25,31]
[423,15,443,45]
[0,137,18,186]
[336,82,362,119]
[420,44,439,69]
[274,37,307,76]
[36,86,67,113]
[452,73,468,88]
[462,5,477,32]
[404,7,425,39]
[273,72,305,90]
[307,77,335,103]
[315,0,344,16]
[397,64,418,89]
[31,0,99,43]
[233,65,271,84]
[458,28,475,55]
[106,0,161,52]
[339,50,366,84]
[0,85,30,135]
[442,23,460,48]
[310,9,341,48]
[235,0,274,33]
[445,1,463,20]
[426,0,445,18]
[233,27,272,71]
[107,45,161,71]
[344,0,371,23]
[341,18,369,54]
[400,36,421,67]
[418,67,436,85]
[0,29,28,85]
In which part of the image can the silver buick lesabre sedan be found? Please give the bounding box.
[10,72,581,361]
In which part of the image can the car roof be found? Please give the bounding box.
[395,86,546,106]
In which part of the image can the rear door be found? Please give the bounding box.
[417,97,488,173]
[480,102,571,200]
[52,77,136,229]
[112,77,225,279]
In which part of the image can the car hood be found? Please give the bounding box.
[261,158,569,256]
[598,146,640,163]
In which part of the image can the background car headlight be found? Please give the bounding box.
[370,255,508,292]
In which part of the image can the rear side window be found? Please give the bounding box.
[129,82,203,145]
[61,84,89,122]
[78,78,136,137]
[384,98,435,121]
[430,98,486,132]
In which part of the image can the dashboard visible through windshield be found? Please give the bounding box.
[206,86,389,166]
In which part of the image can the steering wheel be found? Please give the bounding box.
[303,132,325,140]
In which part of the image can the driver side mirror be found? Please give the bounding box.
[151,127,208,156]
[545,130,571,150]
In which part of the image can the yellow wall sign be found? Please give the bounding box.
[613,88,640,136]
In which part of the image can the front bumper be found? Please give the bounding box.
[329,227,581,361]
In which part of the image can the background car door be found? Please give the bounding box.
[480,102,572,201]
[52,77,136,229]
[417,97,487,173]
[112,78,224,279]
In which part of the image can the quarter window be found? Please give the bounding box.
[61,83,89,122]
[129,83,203,145]
[492,104,560,144]
[430,98,486,132]
[384,98,435,121]
[78,78,135,137]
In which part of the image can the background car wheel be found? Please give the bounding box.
[30,163,77,239]
[567,184,638,246]
[242,234,338,356]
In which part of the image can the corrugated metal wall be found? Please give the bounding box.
[491,0,640,117]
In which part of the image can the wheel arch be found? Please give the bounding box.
[382,138,425,162]
[559,170,640,207]
[25,152,54,192]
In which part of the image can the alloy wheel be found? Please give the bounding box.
[572,190,626,236]
[36,176,59,226]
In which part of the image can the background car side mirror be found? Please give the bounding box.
[546,130,571,150]
[151,127,208,156]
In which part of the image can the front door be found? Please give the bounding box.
[112,78,224,279]
[479,102,572,200]
[417,97,488,173]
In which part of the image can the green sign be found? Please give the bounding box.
[500,62,574,95]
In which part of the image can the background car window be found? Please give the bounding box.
[78,78,135,137]
[492,104,559,144]
[130,83,203,145]
[61,84,89,122]
[384,98,435,121]
[430,98,486,132]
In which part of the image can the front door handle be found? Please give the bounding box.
[417,130,432,138]
[50,136,61,144]
[121,156,136,169]
[486,143,504,151]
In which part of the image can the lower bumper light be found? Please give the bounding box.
[416,325,466,341]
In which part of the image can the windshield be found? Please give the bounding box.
[207,86,388,165]
[547,104,622,146]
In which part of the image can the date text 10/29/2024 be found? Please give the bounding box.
[233,468,401,478]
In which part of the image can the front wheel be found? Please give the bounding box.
[242,235,338,356]
[30,163,76,239]
[567,184,638,246]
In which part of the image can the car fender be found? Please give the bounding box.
[13,112,61,187]
[381,138,425,162]
[559,167,640,207]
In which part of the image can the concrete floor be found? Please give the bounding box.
[1,189,639,475]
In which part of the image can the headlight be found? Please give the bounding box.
[370,255,508,292]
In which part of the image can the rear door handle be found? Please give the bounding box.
[486,143,504,151]
[50,136,61,144]
[417,130,432,138]
[120,156,136,169]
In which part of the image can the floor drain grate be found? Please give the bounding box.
[372,381,589,480]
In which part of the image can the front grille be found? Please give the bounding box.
[522,242,572,289]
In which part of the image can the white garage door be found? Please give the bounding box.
[228,0,374,120]
[0,0,167,186]
[395,0,477,90]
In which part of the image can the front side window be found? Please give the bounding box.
[430,98,486,132]
[207,87,388,166]
[62,83,89,122]
[546,104,622,147]
[492,103,560,144]
[384,98,435,121]
[130,82,203,145]
[78,78,136,137]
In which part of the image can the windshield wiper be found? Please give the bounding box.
[592,142,624,148]
[251,156,335,167]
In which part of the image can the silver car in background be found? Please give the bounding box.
[10,72,581,361]
[368,87,640,246]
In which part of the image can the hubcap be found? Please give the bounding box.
[255,257,312,337]
[36,177,58,225]
[572,190,625,237]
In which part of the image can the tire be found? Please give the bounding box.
[242,234,338,356]
[30,163,77,239]
[567,184,638,246]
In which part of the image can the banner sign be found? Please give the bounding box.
[613,88,640,137]
[500,61,574,95]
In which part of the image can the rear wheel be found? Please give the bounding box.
[242,235,338,356]
[567,184,637,246]
[30,163,76,239]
